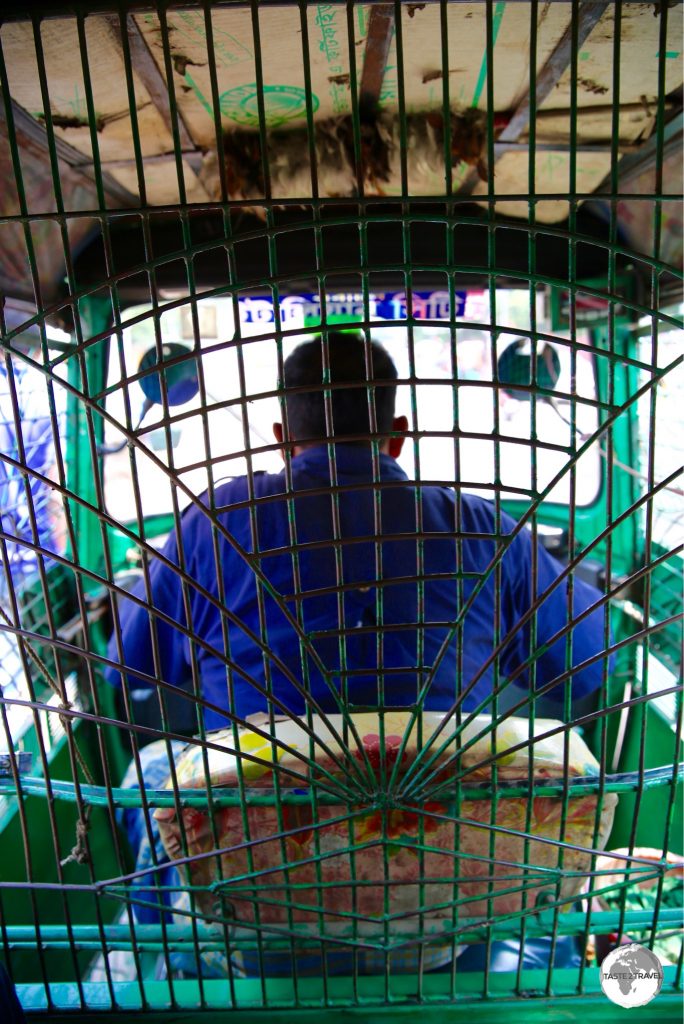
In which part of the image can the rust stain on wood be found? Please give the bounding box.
[172,53,205,77]
[578,76,609,96]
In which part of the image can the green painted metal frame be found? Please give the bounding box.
[15,967,684,1021]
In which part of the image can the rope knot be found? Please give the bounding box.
[58,701,72,733]
[60,805,92,867]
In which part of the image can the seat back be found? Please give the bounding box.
[155,712,616,959]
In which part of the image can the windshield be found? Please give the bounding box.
[637,306,684,550]
[103,289,600,524]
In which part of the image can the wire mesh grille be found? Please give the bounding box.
[0,0,682,1016]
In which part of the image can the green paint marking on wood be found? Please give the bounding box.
[184,71,214,117]
[471,2,506,108]
[357,4,367,40]
[316,5,350,113]
[182,73,318,129]
[220,84,319,127]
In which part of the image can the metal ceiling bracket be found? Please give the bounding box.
[458,1,610,196]
[103,11,196,154]
[0,93,137,208]
[359,4,396,116]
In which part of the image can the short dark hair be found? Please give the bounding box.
[281,332,398,443]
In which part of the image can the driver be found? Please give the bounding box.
[106,331,609,724]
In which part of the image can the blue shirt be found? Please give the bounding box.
[106,446,608,730]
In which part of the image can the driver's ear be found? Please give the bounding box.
[387,415,408,459]
[273,422,285,461]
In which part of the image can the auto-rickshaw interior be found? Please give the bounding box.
[0,2,682,1020]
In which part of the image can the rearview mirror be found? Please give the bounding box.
[138,342,200,407]
[497,339,560,401]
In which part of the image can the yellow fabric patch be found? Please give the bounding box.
[238,731,291,780]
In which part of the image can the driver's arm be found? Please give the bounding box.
[501,517,611,702]
[105,530,190,694]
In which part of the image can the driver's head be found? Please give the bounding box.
[276,332,405,454]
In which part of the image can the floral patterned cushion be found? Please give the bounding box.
[154,712,616,943]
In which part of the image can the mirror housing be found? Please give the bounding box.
[497,338,560,401]
[138,342,200,407]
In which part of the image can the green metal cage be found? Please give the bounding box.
[0,1,682,1020]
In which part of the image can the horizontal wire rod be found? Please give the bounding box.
[0,193,681,225]
[0,765,677,811]
[4,906,680,952]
